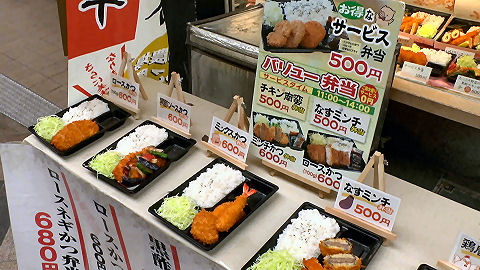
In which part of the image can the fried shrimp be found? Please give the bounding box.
[300,21,327,49]
[213,183,256,232]
[285,20,306,48]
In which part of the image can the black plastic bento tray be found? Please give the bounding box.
[28,94,131,156]
[83,120,196,194]
[418,264,438,270]
[242,202,383,269]
[148,157,279,251]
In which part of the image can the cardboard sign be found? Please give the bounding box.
[449,233,480,270]
[401,62,432,83]
[109,74,140,109]
[157,93,191,133]
[334,178,401,231]
[251,0,405,191]
[454,75,480,98]
[209,116,251,163]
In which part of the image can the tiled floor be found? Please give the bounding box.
[0,0,68,268]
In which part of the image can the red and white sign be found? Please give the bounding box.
[67,1,169,105]
[0,144,227,270]
[209,117,251,163]
[334,178,401,231]
[310,97,371,143]
[109,73,140,109]
[157,93,191,134]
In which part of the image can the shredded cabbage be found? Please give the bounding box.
[247,250,303,270]
[34,115,65,142]
[89,151,123,179]
[157,196,198,230]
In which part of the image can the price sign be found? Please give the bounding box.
[334,178,401,231]
[109,74,140,109]
[401,62,432,83]
[310,97,371,143]
[209,116,251,163]
[449,233,480,270]
[454,75,480,98]
[445,47,475,58]
[157,93,191,133]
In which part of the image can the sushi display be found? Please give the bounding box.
[401,11,445,38]
[84,120,196,193]
[149,158,278,250]
[246,209,362,270]
[242,203,383,270]
[253,113,304,149]
[262,0,346,52]
[305,132,364,171]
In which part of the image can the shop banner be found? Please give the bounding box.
[251,0,404,191]
[334,178,401,231]
[67,1,169,105]
[0,144,227,270]
[449,233,480,270]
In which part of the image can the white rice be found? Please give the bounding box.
[420,48,452,66]
[271,118,299,134]
[62,98,109,124]
[115,125,168,155]
[264,1,284,27]
[275,209,340,261]
[284,0,334,25]
[183,163,244,208]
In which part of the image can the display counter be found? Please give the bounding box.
[23,77,480,269]
[188,5,480,130]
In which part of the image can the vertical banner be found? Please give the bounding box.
[0,144,227,270]
[251,0,404,191]
[67,1,170,105]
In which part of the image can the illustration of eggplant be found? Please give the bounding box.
[339,195,354,209]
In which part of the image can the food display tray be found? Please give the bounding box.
[418,264,438,270]
[83,120,196,194]
[148,157,279,251]
[242,202,383,269]
[252,111,304,151]
[28,94,131,156]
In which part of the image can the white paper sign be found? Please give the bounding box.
[0,144,227,270]
[157,93,191,133]
[454,75,480,98]
[445,47,475,58]
[209,116,251,163]
[401,62,432,83]
[449,233,480,270]
[334,178,401,231]
[310,97,371,143]
[109,73,140,109]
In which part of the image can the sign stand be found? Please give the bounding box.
[151,72,192,138]
[103,51,147,118]
[437,260,461,270]
[325,152,397,240]
[201,96,249,170]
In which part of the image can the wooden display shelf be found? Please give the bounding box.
[437,260,461,270]
[391,77,480,130]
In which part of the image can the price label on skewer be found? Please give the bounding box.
[334,178,401,231]
[208,116,251,163]
[157,93,191,133]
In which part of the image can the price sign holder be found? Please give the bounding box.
[103,51,148,118]
[437,260,461,270]
[325,151,397,241]
[152,72,192,138]
[201,95,250,170]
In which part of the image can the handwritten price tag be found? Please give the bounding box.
[454,75,480,98]
[334,178,401,231]
[401,62,432,83]
[157,93,191,133]
[109,74,140,109]
[209,116,251,163]
[445,47,475,58]
[449,233,480,270]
